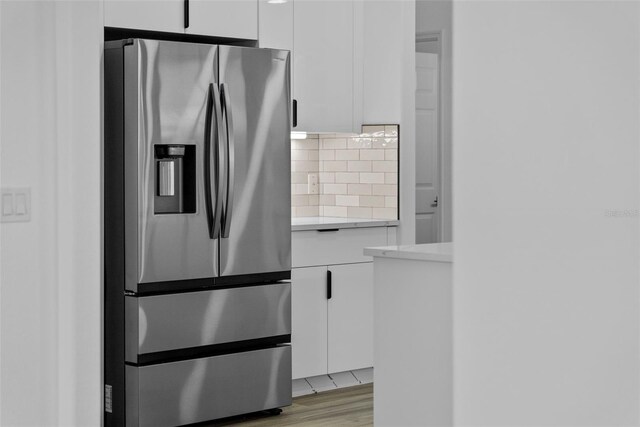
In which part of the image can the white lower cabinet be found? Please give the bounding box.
[291,262,374,379]
[327,263,374,373]
[292,227,388,268]
[291,266,328,379]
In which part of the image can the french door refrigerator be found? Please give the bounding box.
[104,39,292,427]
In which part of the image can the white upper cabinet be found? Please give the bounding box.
[258,0,293,51]
[258,0,365,133]
[293,0,358,133]
[104,0,185,33]
[361,0,403,124]
[104,0,258,40]
[187,0,257,40]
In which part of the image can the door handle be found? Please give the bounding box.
[292,99,297,128]
[204,83,224,239]
[211,84,224,239]
[184,0,189,29]
[431,196,438,208]
[327,270,332,300]
[220,83,235,239]
[204,84,214,237]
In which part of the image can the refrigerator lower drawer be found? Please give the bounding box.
[126,282,291,362]
[126,345,292,427]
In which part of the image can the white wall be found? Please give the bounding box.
[452,1,639,425]
[0,1,102,425]
[1,3,58,424]
[416,0,452,242]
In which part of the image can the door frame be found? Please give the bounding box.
[415,31,443,242]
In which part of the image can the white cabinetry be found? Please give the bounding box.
[291,227,388,379]
[105,0,258,40]
[293,0,356,133]
[104,1,184,33]
[292,227,387,267]
[327,262,374,373]
[361,0,404,124]
[259,0,361,133]
[291,266,328,379]
[187,0,257,40]
[259,0,408,131]
[258,0,293,52]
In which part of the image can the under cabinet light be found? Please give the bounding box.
[267,0,288,3]
[290,131,307,140]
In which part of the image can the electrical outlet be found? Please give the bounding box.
[1,187,31,223]
[308,173,319,194]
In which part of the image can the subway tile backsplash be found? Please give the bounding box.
[291,125,399,220]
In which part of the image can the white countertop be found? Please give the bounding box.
[364,242,453,262]
[292,216,399,231]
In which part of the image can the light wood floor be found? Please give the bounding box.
[214,383,373,426]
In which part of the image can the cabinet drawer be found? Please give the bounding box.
[125,283,291,362]
[292,227,386,267]
[126,346,291,426]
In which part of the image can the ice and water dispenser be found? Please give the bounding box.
[154,145,196,214]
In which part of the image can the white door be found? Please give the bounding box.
[415,52,440,243]
[291,266,328,379]
[327,263,374,373]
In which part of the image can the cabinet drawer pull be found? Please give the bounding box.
[317,228,339,233]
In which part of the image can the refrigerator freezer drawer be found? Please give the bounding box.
[126,345,292,427]
[126,282,291,362]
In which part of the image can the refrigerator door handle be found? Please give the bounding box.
[204,84,215,237]
[220,83,235,239]
[204,83,224,239]
[211,84,225,239]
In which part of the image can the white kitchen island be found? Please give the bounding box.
[364,243,453,427]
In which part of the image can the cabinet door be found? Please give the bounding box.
[258,0,293,51]
[328,262,374,373]
[291,266,328,379]
[187,0,258,40]
[361,0,403,124]
[293,0,354,133]
[104,0,184,33]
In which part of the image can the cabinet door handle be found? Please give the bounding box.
[292,99,297,128]
[184,0,189,29]
[327,270,332,300]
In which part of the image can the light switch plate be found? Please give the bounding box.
[0,187,31,223]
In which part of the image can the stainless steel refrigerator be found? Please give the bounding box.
[104,39,292,427]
